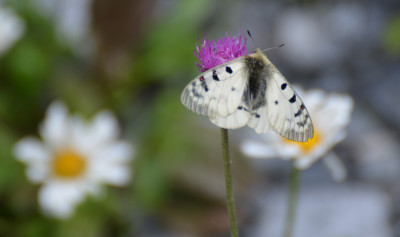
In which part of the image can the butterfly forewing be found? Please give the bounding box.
[181,60,248,118]
[265,65,314,142]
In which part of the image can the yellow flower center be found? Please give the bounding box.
[53,150,86,178]
[284,130,322,154]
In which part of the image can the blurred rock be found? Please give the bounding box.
[274,3,379,71]
[348,107,400,184]
[248,184,391,237]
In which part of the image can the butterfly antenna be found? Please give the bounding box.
[247,30,258,49]
[262,43,285,53]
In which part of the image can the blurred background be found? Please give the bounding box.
[1,0,400,236]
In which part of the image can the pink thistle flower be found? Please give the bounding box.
[194,32,248,72]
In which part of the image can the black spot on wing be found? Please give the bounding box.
[294,104,305,117]
[238,106,250,112]
[231,87,236,91]
[289,94,296,103]
[281,83,287,90]
[297,120,307,127]
[255,114,260,118]
[296,112,310,127]
[275,100,278,105]
[294,109,302,117]
[225,66,233,74]
[199,76,209,92]
[191,88,203,98]
[212,70,219,81]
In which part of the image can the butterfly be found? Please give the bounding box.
[180,48,314,142]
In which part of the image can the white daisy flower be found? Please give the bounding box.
[13,101,134,219]
[0,6,25,55]
[241,89,353,180]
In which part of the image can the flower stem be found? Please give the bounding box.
[220,128,239,237]
[283,163,301,237]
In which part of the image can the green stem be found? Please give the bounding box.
[220,128,239,237]
[283,163,301,237]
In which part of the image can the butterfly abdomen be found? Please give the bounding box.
[244,50,268,110]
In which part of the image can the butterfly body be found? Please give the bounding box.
[181,49,314,142]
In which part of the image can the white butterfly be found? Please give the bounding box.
[181,48,314,142]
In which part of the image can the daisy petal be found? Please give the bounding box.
[322,152,347,182]
[89,111,119,144]
[25,165,49,184]
[241,141,277,158]
[39,101,70,149]
[100,167,131,186]
[70,115,92,152]
[13,138,51,183]
[0,7,25,55]
[303,89,327,112]
[39,181,85,219]
[94,141,133,163]
[87,142,133,185]
[13,137,50,164]
[73,111,120,153]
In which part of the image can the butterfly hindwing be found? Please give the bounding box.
[210,100,252,129]
[247,102,270,133]
[181,59,248,118]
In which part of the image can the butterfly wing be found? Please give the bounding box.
[246,103,270,133]
[264,65,314,142]
[181,59,248,118]
[209,100,252,129]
